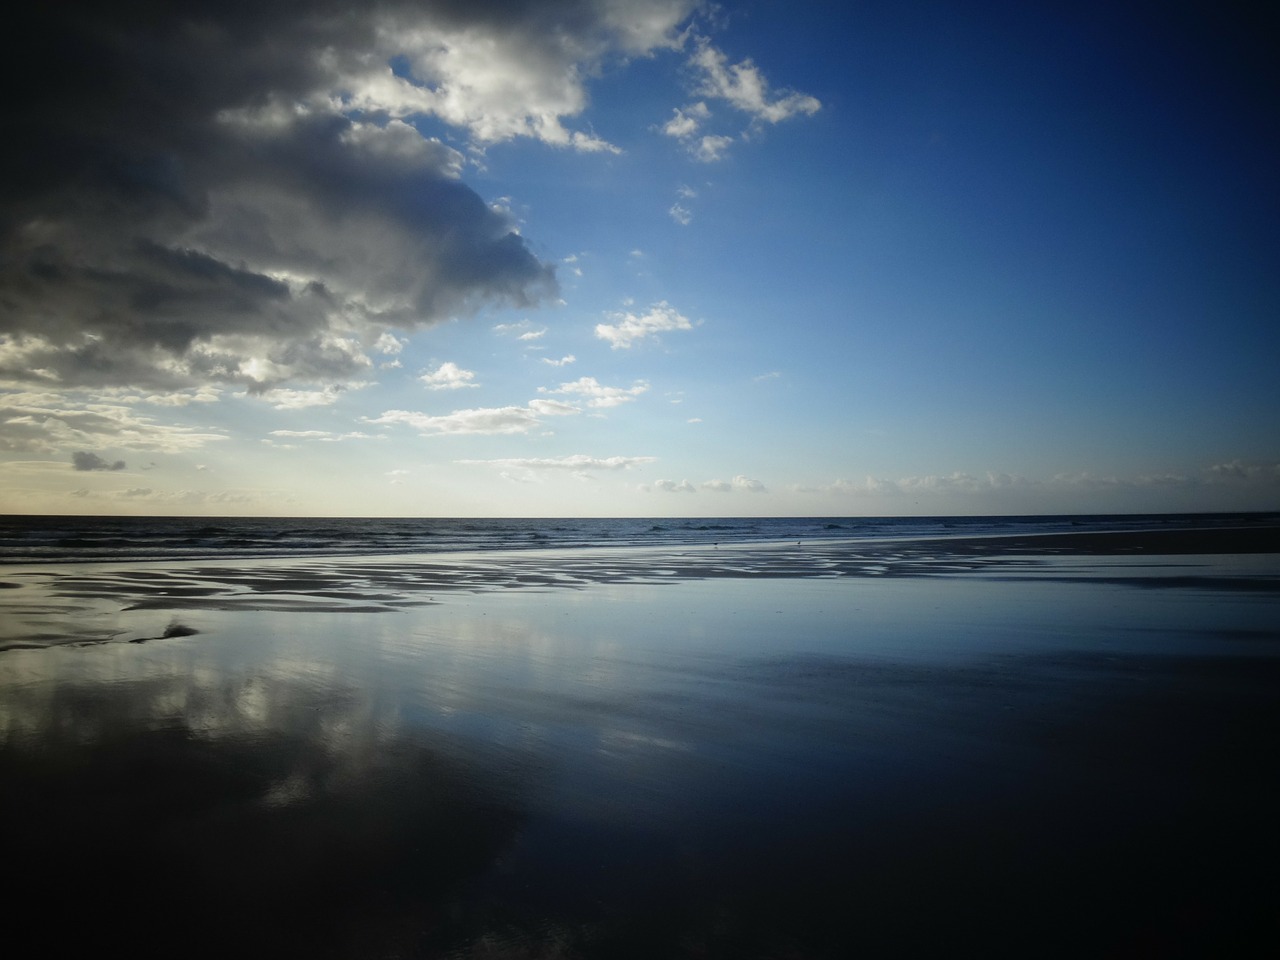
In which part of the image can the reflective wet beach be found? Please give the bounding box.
[3,546,1279,957]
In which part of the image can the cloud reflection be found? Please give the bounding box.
[0,644,531,958]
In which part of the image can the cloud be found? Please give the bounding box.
[458,455,655,471]
[542,355,576,367]
[256,385,354,409]
[653,478,696,492]
[805,472,1040,498]
[0,393,226,454]
[493,320,540,337]
[344,1,697,151]
[420,361,479,390]
[690,41,822,125]
[662,41,819,161]
[594,301,694,349]
[72,451,126,472]
[3,3,739,392]
[269,430,333,440]
[133,387,223,407]
[267,429,374,443]
[526,398,581,417]
[669,203,693,225]
[493,320,550,345]
[692,134,736,163]
[661,102,711,138]
[1208,459,1280,482]
[375,333,407,355]
[368,397,578,436]
[541,377,649,407]
[697,475,766,493]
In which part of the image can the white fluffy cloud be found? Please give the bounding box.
[662,102,711,138]
[346,1,697,151]
[420,362,480,390]
[375,333,407,355]
[594,301,694,349]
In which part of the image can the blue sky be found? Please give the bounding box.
[1,0,1276,516]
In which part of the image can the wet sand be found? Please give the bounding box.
[2,528,1278,956]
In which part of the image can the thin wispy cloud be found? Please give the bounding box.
[458,455,655,471]
[0,396,226,455]
[258,386,354,410]
[267,430,374,443]
[368,398,578,436]
[541,377,650,408]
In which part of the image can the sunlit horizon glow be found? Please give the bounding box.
[1,1,1276,518]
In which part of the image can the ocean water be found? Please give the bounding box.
[2,514,1278,956]
[0,511,1275,562]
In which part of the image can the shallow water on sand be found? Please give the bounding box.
[3,559,1279,957]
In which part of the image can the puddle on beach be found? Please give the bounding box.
[3,569,1278,957]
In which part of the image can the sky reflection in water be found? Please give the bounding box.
[3,569,1279,957]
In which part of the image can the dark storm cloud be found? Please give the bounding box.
[0,0,571,391]
[73,452,127,472]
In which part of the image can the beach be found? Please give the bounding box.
[3,521,1278,957]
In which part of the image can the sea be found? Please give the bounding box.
[1,511,1276,563]
[4,509,1279,956]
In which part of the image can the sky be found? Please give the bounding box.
[1,0,1276,518]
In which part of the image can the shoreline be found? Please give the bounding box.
[2,525,1276,652]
